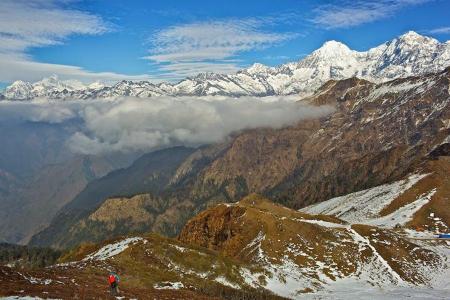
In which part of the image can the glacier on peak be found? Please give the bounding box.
[312,40,353,57]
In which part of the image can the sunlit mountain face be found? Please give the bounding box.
[0,1,449,299]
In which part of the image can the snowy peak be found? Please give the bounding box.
[4,75,89,100]
[390,30,439,51]
[245,63,272,75]
[398,30,436,44]
[313,40,353,57]
[4,80,33,100]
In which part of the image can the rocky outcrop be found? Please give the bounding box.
[178,203,246,255]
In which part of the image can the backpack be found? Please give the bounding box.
[108,274,116,284]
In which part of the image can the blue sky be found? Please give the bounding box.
[0,0,449,86]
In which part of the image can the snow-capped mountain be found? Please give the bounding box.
[3,75,105,100]
[2,31,450,100]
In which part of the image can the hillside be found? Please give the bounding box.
[29,146,195,249]
[3,195,449,299]
[0,119,138,244]
[0,243,61,269]
[0,155,133,245]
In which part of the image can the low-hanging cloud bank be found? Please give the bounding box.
[0,96,334,154]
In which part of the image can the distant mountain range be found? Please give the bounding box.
[2,31,450,100]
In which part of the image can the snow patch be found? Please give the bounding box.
[214,276,241,289]
[298,219,347,228]
[84,237,144,261]
[301,173,429,226]
[367,188,437,228]
[153,281,184,290]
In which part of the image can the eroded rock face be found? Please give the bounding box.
[178,204,246,255]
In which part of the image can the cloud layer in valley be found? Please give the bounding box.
[0,97,333,155]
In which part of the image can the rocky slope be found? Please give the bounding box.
[29,146,195,249]
[2,31,450,100]
[0,156,128,244]
[30,66,450,249]
[0,119,138,244]
[3,195,449,299]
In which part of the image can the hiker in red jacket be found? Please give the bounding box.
[108,272,120,295]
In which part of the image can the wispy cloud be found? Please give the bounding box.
[426,26,450,34]
[263,55,290,60]
[312,0,430,29]
[0,0,108,53]
[144,18,294,80]
[0,54,154,83]
[0,0,152,83]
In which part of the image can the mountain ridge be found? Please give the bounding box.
[2,31,450,100]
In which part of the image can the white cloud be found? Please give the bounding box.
[312,0,430,29]
[0,0,153,83]
[426,27,450,34]
[144,19,294,80]
[0,96,331,154]
[0,100,76,124]
[67,96,332,154]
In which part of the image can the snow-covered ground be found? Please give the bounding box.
[83,237,144,261]
[153,281,184,290]
[305,285,450,299]
[292,172,450,299]
[301,173,430,227]
[366,188,436,228]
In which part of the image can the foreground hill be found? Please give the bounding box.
[3,195,449,299]
[179,194,449,298]
[31,66,450,249]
